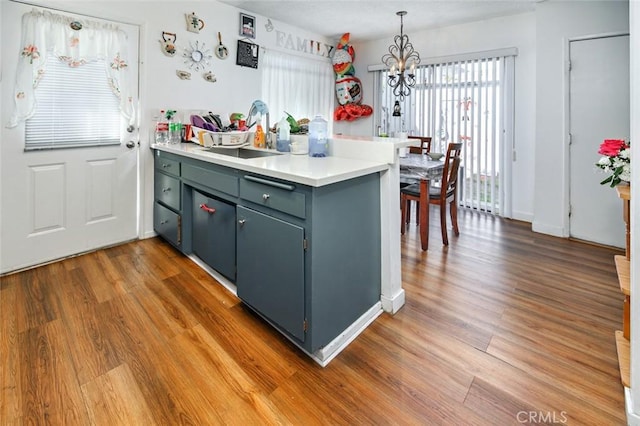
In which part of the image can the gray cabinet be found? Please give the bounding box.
[154,151,182,249]
[153,149,381,355]
[236,205,305,341]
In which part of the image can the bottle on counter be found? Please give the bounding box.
[155,110,169,144]
[308,115,328,157]
[253,124,266,148]
[167,110,182,145]
[276,117,291,152]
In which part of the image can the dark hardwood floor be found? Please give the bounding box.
[1,207,626,425]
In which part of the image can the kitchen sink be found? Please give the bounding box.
[205,146,283,159]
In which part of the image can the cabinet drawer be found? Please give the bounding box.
[154,202,181,248]
[155,172,181,211]
[182,163,239,197]
[240,175,306,219]
[155,153,180,177]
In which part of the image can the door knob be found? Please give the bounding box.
[126,140,136,149]
[126,124,136,133]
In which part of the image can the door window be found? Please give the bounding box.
[25,55,121,150]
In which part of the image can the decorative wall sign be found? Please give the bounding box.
[236,40,259,69]
[186,12,205,33]
[239,13,256,38]
[203,71,217,83]
[275,30,334,58]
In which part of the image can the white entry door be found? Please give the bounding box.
[569,35,630,248]
[0,2,140,273]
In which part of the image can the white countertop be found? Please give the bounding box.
[152,141,390,187]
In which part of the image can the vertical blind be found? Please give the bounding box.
[375,51,515,216]
[25,55,121,150]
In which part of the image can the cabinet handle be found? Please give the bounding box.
[160,219,168,225]
[262,193,270,201]
[238,219,246,227]
[162,187,171,192]
[199,203,216,214]
[243,175,295,191]
[162,163,171,168]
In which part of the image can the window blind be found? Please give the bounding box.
[25,55,121,150]
[374,51,515,216]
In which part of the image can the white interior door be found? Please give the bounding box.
[569,35,629,248]
[0,2,140,273]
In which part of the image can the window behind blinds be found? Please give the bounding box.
[374,51,515,216]
[261,49,334,129]
[25,55,121,150]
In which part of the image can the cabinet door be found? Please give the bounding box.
[236,206,305,341]
[154,202,181,248]
[192,190,236,280]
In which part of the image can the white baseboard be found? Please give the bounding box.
[626,387,640,425]
[187,254,237,296]
[311,302,383,367]
[381,289,405,314]
[531,221,565,238]
[142,230,158,240]
[511,210,533,223]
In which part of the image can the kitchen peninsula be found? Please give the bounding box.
[152,135,411,365]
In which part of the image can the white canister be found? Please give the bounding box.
[290,134,308,155]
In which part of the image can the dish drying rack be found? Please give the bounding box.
[192,127,250,147]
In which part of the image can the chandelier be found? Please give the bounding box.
[381,11,421,101]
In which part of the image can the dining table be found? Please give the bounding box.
[399,152,445,182]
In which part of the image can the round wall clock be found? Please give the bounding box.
[183,40,212,71]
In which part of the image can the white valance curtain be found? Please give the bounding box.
[261,49,334,126]
[8,9,133,128]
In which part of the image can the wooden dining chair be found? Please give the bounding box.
[407,136,432,154]
[400,142,463,250]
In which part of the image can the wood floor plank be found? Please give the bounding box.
[162,270,310,394]
[15,267,59,333]
[64,250,130,303]
[463,377,544,426]
[81,363,155,426]
[168,324,290,425]
[96,294,216,425]
[54,266,121,385]
[487,334,623,418]
[19,319,90,424]
[0,274,21,423]
[1,209,626,425]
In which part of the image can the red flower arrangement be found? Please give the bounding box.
[595,139,630,187]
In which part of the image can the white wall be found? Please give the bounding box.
[343,13,537,221]
[533,0,629,237]
[0,0,631,246]
[1,0,330,241]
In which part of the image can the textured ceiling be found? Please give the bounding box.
[217,0,539,42]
